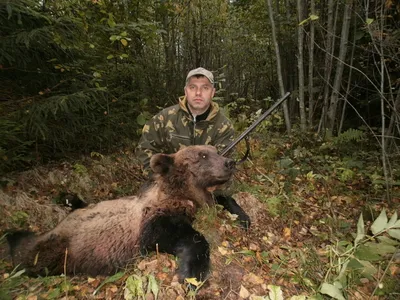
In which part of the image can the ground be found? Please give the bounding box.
[0,142,399,300]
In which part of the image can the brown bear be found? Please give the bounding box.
[7,145,250,282]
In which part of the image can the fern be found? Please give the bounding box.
[334,129,366,145]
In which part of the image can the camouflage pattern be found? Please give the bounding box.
[136,96,235,172]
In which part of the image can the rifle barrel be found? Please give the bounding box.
[220,92,290,156]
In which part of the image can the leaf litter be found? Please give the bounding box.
[0,146,399,299]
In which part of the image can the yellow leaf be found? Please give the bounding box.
[239,285,250,298]
[366,18,374,25]
[222,240,230,247]
[120,39,128,46]
[283,227,291,239]
[218,246,228,255]
[185,277,200,286]
[33,252,39,265]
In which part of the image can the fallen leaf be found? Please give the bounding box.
[283,227,291,240]
[255,251,263,263]
[267,284,284,300]
[299,227,308,235]
[107,284,118,293]
[390,265,400,276]
[185,277,200,286]
[88,277,100,287]
[218,246,229,255]
[87,277,96,283]
[170,259,177,269]
[227,212,239,221]
[243,272,264,285]
[156,272,168,281]
[222,240,230,247]
[239,285,250,299]
[249,243,260,251]
[243,256,253,262]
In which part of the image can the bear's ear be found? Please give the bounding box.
[150,153,175,175]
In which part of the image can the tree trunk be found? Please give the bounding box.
[266,0,291,133]
[380,49,391,200]
[338,12,357,134]
[297,0,306,131]
[160,4,177,98]
[386,87,400,150]
[318,0,336,135]
[326,1,353,135]
[308,0,315,128]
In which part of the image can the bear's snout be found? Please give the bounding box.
[224,158,236,170]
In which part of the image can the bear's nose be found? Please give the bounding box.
[225,159,236,170]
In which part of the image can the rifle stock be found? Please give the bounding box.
[220,92,291,156]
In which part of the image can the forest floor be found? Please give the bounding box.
[0,137,399,300]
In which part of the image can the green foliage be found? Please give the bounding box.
[73,163,87,175]
[124,274,159,300]
[320,129,368,155]
[0,119,34,173]
[277,130,387,196]
[10,211,29,227]
[320,210,400,299]
[334,129,367,145]
[336,167,355,182]
[224,96,285,134]
[94,271,125,296]
[0,0,162,173]
[0,265,26,300]
[276,157,301,193]
[262,196,283,217]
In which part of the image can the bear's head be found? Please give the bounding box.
[150,145,235,206]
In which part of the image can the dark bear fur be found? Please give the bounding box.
[7,145,249,282]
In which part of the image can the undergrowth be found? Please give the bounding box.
[0,132,399,299]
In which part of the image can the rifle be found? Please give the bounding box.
[220,92,291,158]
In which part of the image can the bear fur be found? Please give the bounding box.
[7,145,249,282]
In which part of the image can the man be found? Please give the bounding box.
[135,67,250,229]
[135,67,234,171]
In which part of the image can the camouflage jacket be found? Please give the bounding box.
[135,96,235,171]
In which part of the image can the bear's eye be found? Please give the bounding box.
[199,152,207,159]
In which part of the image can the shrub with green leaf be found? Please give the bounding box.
[320,209,400,299]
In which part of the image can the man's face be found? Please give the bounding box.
[184,76,215,116]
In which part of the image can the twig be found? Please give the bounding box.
[64,248,68,274]
[64,248,69,299]
[369,250,397,299]
[245,156,275,185]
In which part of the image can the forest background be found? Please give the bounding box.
[0,0,400,299]
[1,0,399,176]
